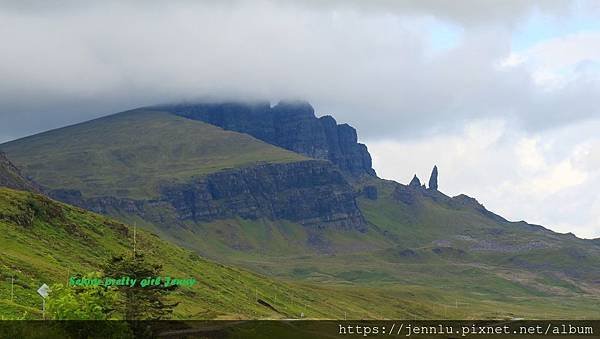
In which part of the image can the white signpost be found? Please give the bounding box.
[37,283,50,320]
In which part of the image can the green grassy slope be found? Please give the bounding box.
[149,177,600,319]
[0,110,306,199]
[353,178,600,312]
[355,177,600,277]
[0,187,437,320]
[4,187,596,320]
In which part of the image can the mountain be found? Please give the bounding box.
[0,152,40,192]
[1,109,366,240]
[2,101,599,319]
[1,109,305,199]
[156,101,376,177]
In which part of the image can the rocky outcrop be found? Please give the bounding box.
[393,177,508,223]
[160,160,366,230]
[156,100,376,177]
[396,175,427,205]
[409,175,422,187]
[50,160,367,231]
[428,166,438,190]
[393,184,420,205]
[0,152,41,192]
[449,194,507,222]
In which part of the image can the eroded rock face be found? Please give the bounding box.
[50,160,367,231]
[409,175,422,187]
[160,160,366,230]
[428,165,438,190]
[156,101,376,177]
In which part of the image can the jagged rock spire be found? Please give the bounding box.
[429,165,438,190]
[409,175,421,187]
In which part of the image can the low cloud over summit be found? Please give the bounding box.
[1,0,599,237]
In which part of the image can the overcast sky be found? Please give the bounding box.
[1,0,599,238]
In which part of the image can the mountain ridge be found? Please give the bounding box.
[2,103,595,243]
[155,100,377,177]
[0,109,367,231]
[0,109,306,199]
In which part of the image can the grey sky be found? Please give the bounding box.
[1,0,599,237]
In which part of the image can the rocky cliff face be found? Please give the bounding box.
[161,160,366,230]
[0,152,40,192]
[50,160,367,231]
[428,165,438,190]
[409,175,422,187]
[156,101,376,177]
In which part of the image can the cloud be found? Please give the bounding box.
[0,0,598,141]
[2,0,574,25]
[505,31,600,90]
[0,0,599,237]
[297,0,573,27]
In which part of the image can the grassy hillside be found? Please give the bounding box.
[4,188,596,321]
[102,198,600,319]
[131,177,600,320]
[0,110,306,199]
[0,187,436,320]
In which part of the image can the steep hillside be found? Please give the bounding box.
[3,187,596,320]
[157,100,376,177]
[201,174,600,319]
[0,152,39,192]
[354,175,600,286]
[1,109,305,200]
